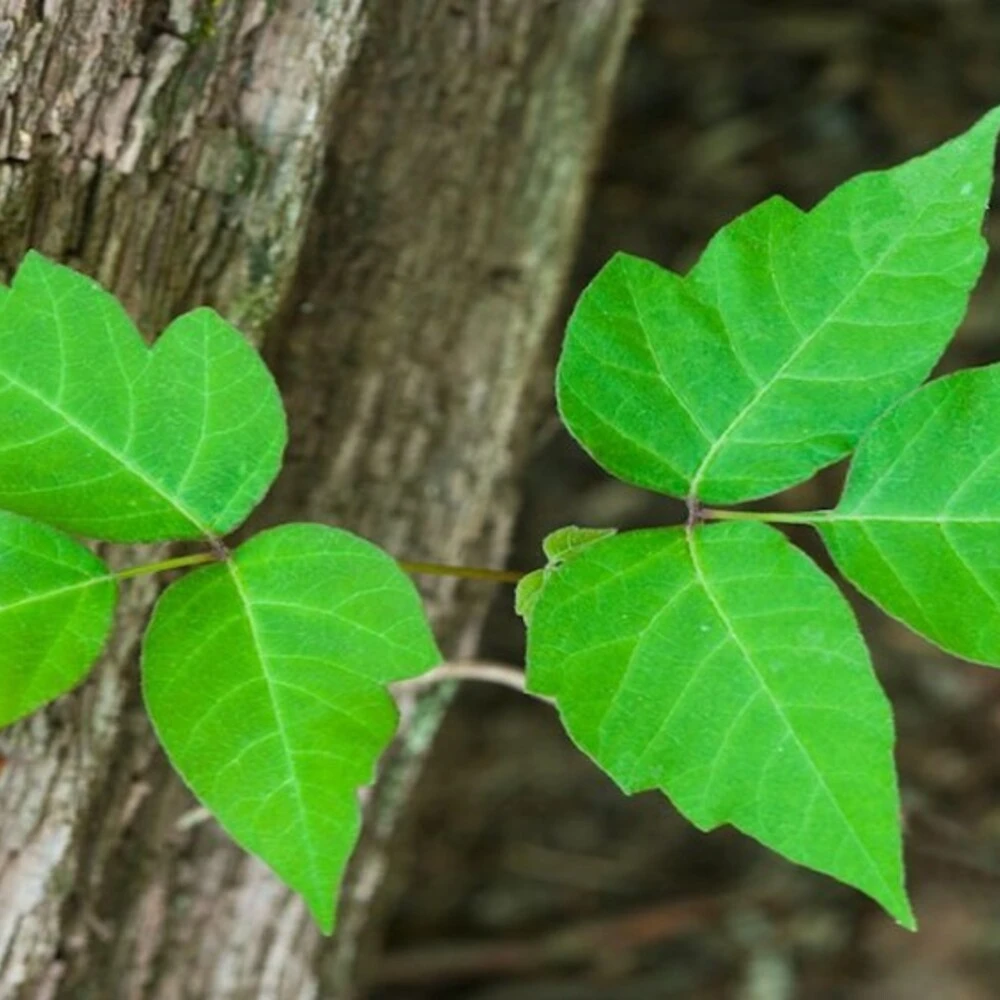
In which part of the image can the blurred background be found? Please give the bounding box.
[374,2,1000,997]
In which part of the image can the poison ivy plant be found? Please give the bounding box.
[1,108,999,935]
[0,253,437,933]
[525,105,1000,932]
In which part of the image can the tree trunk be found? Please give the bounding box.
[0,2,640,997]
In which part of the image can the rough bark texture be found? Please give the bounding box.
[0,1,640,998]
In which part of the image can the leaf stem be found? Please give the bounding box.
[114,551,221,580]
[392,661,554,704]
[701,507,830,526]
[397,560,525,584]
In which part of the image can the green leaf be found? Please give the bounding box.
[557,108,1000,504]
[0,510,116,728]
[0,252,286,542]
[821,363,1000,665]
[526,521,911,926]
[141,523,442,932]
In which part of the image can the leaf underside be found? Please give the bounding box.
[0,510,116,728]
[557,108,1000,504]
[527,522,912,927]
[0,252,286,542]
[823,363,1000,666]
[141,523,442,933]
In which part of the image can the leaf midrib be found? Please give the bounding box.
[0,365,209,537]
[686,529,897,904]
[226,561,325,906]
[829,513,1000,524]
[0,574,110,616]
[0,273,211,538]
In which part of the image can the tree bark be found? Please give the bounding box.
[0,2,640,998]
